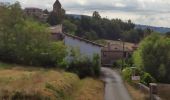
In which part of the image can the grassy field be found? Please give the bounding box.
[0,62,104,100]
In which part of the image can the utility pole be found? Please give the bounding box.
[118,39,125,70]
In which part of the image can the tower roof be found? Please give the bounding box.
[53,0,61,8]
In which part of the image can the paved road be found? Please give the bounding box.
[101,67,132,100]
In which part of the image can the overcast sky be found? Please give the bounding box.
[2,0,170,27]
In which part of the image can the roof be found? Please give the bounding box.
[53,0,61,7]
[64,33,104,47]
[24,7,42,11]
[102,44,132,52]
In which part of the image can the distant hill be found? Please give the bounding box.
[66,14,91,19]
[135,24,170,33]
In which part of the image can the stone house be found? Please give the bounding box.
[24,7,48,22]
[102,42,136,66]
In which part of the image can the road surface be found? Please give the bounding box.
[101,67,132,100]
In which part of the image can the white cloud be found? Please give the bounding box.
[8,0,170,27]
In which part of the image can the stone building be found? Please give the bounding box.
[101,42,136,66]
[53,0,65,16]
[24,7,48,22]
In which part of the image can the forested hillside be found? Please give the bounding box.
[63,12,152,43]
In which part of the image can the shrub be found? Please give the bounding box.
[112,60,122,68]
[140,72,155,86]
[67,50,101,78]
[122,67,133,83]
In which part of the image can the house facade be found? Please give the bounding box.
[24,7,48,22]
[64,33,103,64]
[102,43,135,66]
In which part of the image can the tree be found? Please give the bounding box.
[166,32,170,37]
[43,9,49,14]
[92,11,101,19]
[133,33,170,83]
[63,20,77,35]
[0,2,67,67]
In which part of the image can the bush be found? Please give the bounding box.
[122,67,133,83]
[112,60,122,68]
[140,72,155,86]
[67,52,101,78]
[122,67,155,86]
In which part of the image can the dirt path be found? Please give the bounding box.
[101,67,132,100]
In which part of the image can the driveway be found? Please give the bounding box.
[101,67,132,100]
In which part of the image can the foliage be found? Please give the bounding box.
[67,49,101,78]
[65,11,140,42]
[140,72,155,86]
[122,67,133,83]
[112,59,122,68]
[122,29,144,43]
[0,3,67,67]
[133,33,170,83]
[92,11,101,19]
[166,32,170,37]
[63,19,77,35]
[122,67,155,85]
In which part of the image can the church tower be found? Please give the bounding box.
[53,0,65,18]
[53,0,62,13]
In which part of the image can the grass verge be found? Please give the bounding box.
[125,82,149,100]
[0,63,104,100]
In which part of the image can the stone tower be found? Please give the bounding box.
[48,0,65,25]
[53,0,62,13]
[53,0,65,17]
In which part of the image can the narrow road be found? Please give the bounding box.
[101,67,132,100]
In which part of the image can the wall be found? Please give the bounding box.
[64,36,101,63]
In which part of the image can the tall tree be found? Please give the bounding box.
[92,11,101,19]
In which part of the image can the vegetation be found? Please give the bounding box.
[0,2,67,67]
[122,67,155,85]
[64,11,149,43]
[0,64,104,100]
[125,82,149,100]
[67,48,101,78]
[133,33,170,83]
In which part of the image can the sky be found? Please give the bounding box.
[1,0,170,27]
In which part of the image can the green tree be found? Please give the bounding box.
[166,32,170,37]
[133,33,170,83]
[92,11,101,19]
[63,20,77,35]
[0,2,67,67]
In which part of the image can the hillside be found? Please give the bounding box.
[0,63,104,100]
[135,24,170,33]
